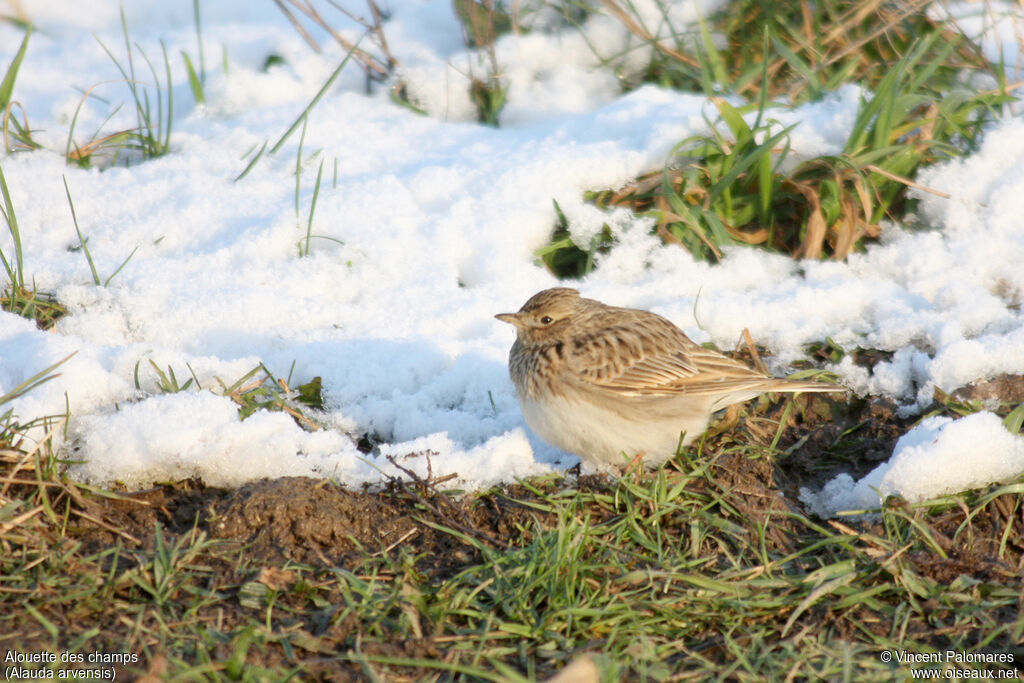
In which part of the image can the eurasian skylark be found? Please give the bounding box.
[496,287,844,466]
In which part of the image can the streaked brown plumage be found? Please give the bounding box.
[496,287,843,466]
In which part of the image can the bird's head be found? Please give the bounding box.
[495,287,586,344]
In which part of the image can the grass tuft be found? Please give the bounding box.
[1,26,40,153]
[76,9,174,167]
[612,0,999,105]
[0,164,67,329]
[64,176,138,286]
[541,0,1016,272]
[457,0,511,125]
[535,199,611,278]
[181,0,206,105]
[133,359,323,430]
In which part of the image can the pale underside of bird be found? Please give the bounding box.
[496,288,844,467]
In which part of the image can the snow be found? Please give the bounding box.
[1,0,1023,503]
[801,412,1024,516]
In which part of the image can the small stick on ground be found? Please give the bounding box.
[385,454,507,549]
[741,328,767,374]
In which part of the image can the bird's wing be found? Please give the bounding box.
[566,312,772,397]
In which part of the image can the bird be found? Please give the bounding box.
[495,287,844,467]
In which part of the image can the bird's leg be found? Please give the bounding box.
[706,403,743,440]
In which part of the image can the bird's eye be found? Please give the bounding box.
[540,316,554,325]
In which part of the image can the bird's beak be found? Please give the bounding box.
[495,312,521,328]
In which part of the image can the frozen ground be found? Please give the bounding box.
[1,0,1023,513]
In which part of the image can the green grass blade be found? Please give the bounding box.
[182,52,205,104]
[63,175,101,286]
[1003,403,1024,435]
[119,8,143,141]
[0,26,31,108]
[192,0,205,87]
[707,125,794,199]
[302,159,325,258]
[0,353,74,407]
[271,32,367,154]
[696,14,727,90]
[161,39,173,152]
[102,246,139,287]
[295,116,307,217]
[0,162,25,286]
[234,140,268,182]
[713,99,751,141]
[769,33,819,100]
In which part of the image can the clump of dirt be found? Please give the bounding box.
[93,478,222,535]
[953,373,1024,403]
[206,475,542,575]
[212,477,438,566]
[78,470,563,578]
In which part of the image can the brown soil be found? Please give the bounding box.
[82,474,578,578]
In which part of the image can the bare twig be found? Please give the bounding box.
[275,0,392,79]
[385,454,507,549]
[599,0,699,67]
